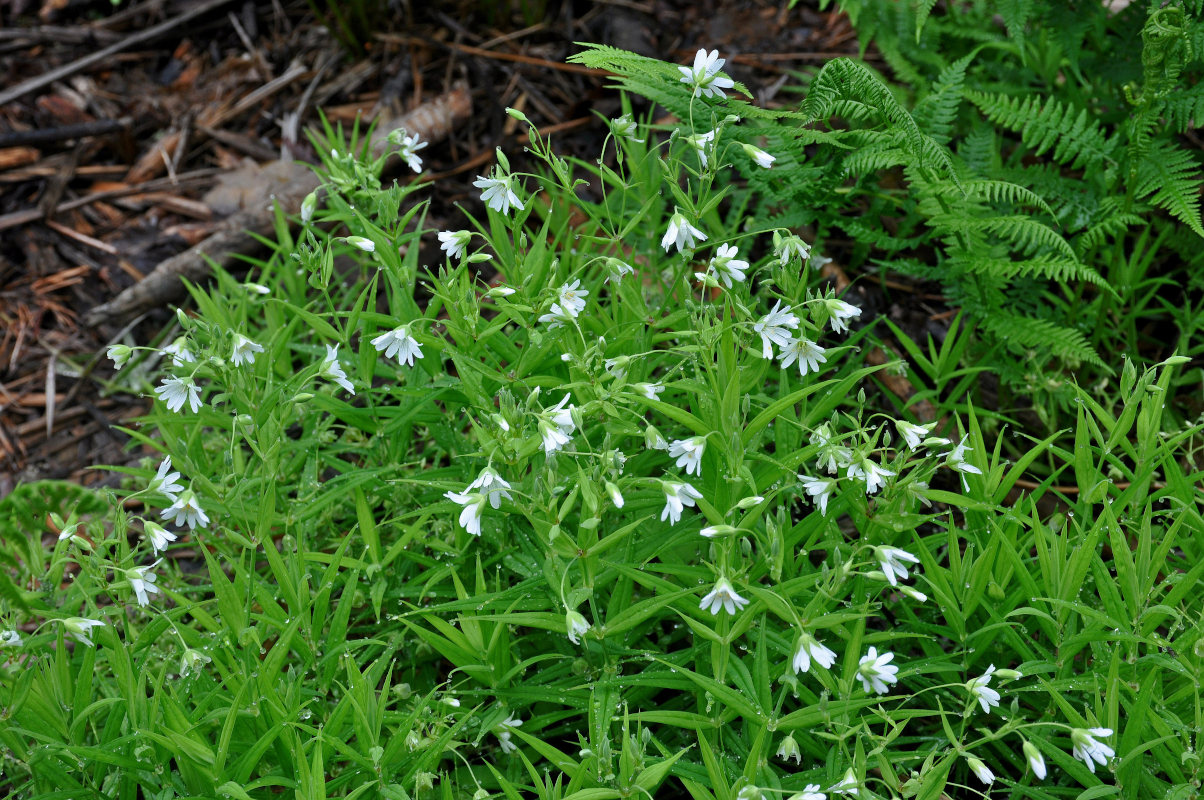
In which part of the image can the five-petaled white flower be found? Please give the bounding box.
[780,336,827,376]
[661,210,707,253]
[967,664,1001,714]
[107,344,132,368]
[660,480,702,525]
[151,456,184,502]
[633,382,664,401]
[1022,740,1047,780]
[678,48,735,99]
[388,128,428,173]
[557,280,589,317]
[445,490,487,536]
[61,616,105,647]
[708,243,748,288]
[1070,727,1115,773]
[604,258,635,283]
[799,474,837,515]
[812,424,853,474]
[790,785,825,800]
[857,646,899,694]
[946,435,983,490]
[468,466,513,509]
[847,458,895,495]
[565,609,590,644]
[537,303,576,329]
[231,334,265,367]
[495,714,523,754]
[668,436,707,477]
[741,143,776,168]
[828,768,858,797]
[537,394,576,455]
[320,344,355,394]
[875,546,920,586]
[0,630,23,648]
[793,631,838,674]
[754,301,800,359]
[372,324,424,367]
[611,114,644,143]
[966,755,994,785]
[895,419,937,451]
[825,298,862,335]
[126,561,161,607]
[776,733,802,765]
[438,230,471,261]
[474,170,525,215]
[163,337,194,367]
[685,129,717,169]
[162,489,209,530]
[699,577,749,616]
[774,233,811,267]
[144,521,177,554]
[155,376,202,414]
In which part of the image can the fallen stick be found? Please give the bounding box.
[83,86,472,328]
[0,0,237,108]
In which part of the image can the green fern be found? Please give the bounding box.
[979,311,1104,367]
[1133,140,1204,238]
[954,254,1107,286]
[965,91,1118,171]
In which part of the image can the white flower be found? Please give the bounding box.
[856,646,899,694]
[661,211,707,253]
[946,435,983,491]
[966,756,994,785]
[473,170,524,215]
[633,382,664,401]
[645,425,669,451]
[812,425,852,474]
[557,280,589,317]
[774,233,811,267]
[345,235,375,253]
[445,490,486,536]
[144,521,177,554]
[0,630,22,648]
[685,129,717,168]
[389,128,428,173]
[61,617,105,647]
[151,456,184,502]
[371,325,424,367]
[603,258,635,283]
[753,301,799,359]
[468,467,513,509]
[828,769,859,797]
[320,344,355,394]
[537,303,576,329]
[799,474,837,515]
[699,577,749,616]
[495,715,523,754]
[162,489,209,530]
[127,561,161,607]
[1022,740,1047,780]
[107,344,132,368]
[966,664,1001,714]
[741,143,775,168]
[895,420,936,451]
[779,336,827,376]
[438,230,472,261]
[875,546,920,586]
[668,436,707,477]
[660,480,702,525]
[776,734,802,765]
[792,631,838,674]
[788,785,825,800]
[180,648,212,677]
[611,113,644,143]
[566,609,590,644]
[678,48,735,99]
[825,298,862,335]
[537,395,576,455]
[707,243,748,288]
[155,376,202,414]
[847,458,894,495]
[231,333,265,367]
[1070,727,1114,773]
[163,337,195,367]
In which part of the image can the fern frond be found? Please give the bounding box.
[929,214,1077,259]
[1160,82,1204,132]
[1077,209,1144,253]
[979,311,1104,366]
[1133,140,1204,238]
[965,90,1117,171]
[954,254,1107,286]
[996,0,1035,54]
[929,179,1055,218]
[912,51,976,144]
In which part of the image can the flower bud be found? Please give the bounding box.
[735,495,764,510]
[300,191,318,223]
[344,235,375,253]
[565,609,590,644]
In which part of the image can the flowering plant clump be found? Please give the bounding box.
[2,43,1199,800]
